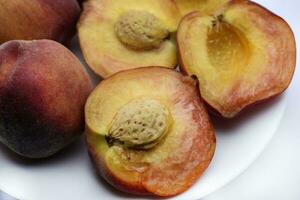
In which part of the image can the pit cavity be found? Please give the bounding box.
[207,18,249,71]
[107,99,171,150]
[114,10,170,50]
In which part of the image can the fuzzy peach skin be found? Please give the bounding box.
[0,0,80,44]
[85,67,216,196]
[78,0,181,78]
[0,40,93,158]
[177,1,296,118]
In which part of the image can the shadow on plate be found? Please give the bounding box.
[210,94,285,134]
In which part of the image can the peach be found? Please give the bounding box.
[177,1,296,118]
[0,0,80,44]
[77,0,181,78]
[0,40,93,158]
[175,0,233,16]
[85,67,216,196]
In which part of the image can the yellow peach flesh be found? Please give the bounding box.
[85,67,215,196]
[78,0,180,77]
[178,2,296,117]
[175,0,231,16]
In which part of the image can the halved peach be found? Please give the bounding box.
[85,67,216,196]
[175,0,232,16]
[78,0,181,78]
[177,1,296,118]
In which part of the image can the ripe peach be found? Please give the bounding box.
[177,1,296,118]
[85,67,216,196]
[0,40,93,158]
[175,0,232,16]
[0,0,80,44]
[77,0,181,78]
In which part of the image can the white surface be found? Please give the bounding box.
[205,90,300,200]
[0,0,297,200]
[205,0,300,199]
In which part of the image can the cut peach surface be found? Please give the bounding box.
[78,0,181,78]
[85,67,216,196]
[177,1,296,118]
[175,0,232,16]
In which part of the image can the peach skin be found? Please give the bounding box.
[0,39,93,158]
[0,0,80,44]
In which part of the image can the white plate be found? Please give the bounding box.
[0,0,289,199]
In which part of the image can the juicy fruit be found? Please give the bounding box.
[0,40,93,158]
[85,67,216,196]
[175,0,232,16]
[206,16,249,71]
[177,1,296,118]
[0,0,80,44]
[78,0,180,78]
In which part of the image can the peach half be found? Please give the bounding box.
[177,1,296,118]
[78,0,180,78]
[85,67,216,196]
[175,0,232,17]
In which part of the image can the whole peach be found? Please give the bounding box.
[0,40,93,158]
[0,0,80,44]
